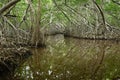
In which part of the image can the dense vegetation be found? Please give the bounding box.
[0,0,120,79]
[0,0,120,47]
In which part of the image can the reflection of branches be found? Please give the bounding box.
[91,42,106,79]
[92,51,105,79]
[65,45,76,57]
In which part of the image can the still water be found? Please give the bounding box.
[14,35,120,80]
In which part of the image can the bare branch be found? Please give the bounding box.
[18,4,30,27]
[52,0,72,23]
[112,0,120,5]
[0,0,21,15]
[92,0,105,26]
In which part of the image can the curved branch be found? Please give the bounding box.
[112,0,120,5]
[0,0,21,15]
[92,0,105,26]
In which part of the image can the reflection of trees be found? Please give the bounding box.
[14,38,120,80]
[90,41,106,80]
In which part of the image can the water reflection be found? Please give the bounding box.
[14,35,120,80]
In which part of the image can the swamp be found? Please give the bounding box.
[0,0,120,80]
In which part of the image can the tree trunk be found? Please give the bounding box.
[30,0,45,47]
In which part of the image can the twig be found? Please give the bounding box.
[18,4,30,27]
[52,0,72,23]
[4,16,17,31]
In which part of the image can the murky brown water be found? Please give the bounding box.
[13,35,120,80]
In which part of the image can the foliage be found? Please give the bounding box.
[0,0,120,28]
[0,0,120,44]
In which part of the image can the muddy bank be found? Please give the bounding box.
[0,47,32,79]
[64,25,120,40]
[42,24,120,40]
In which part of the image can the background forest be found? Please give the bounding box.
[0,0,120,46]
